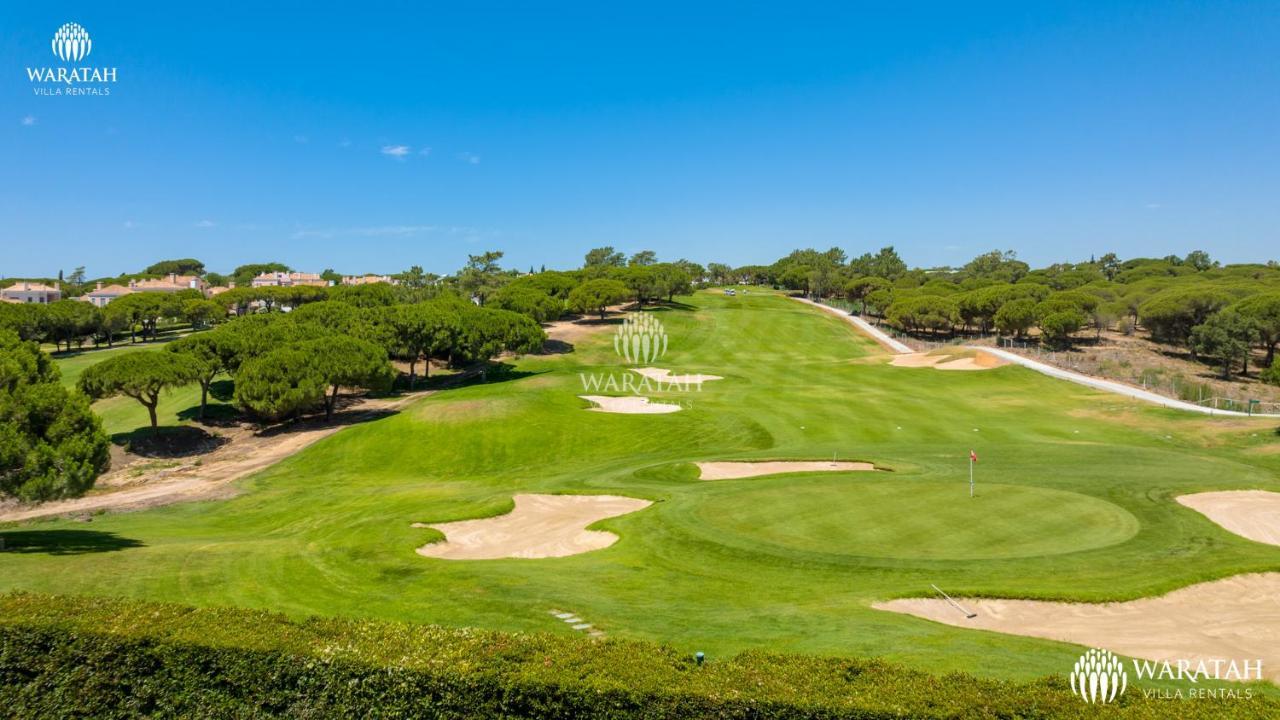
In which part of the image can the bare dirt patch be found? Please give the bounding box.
[579,395,682,414]
[542,305,627,350]
[1177,491,1280,547]
[696,460,876,480]
[0,392,427,524]
[631,367,723,384]
[875,573,1280,682]
[414,493,652,559]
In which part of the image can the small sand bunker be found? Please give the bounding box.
[1178,491,1280,547]
[890,350,1007,371]
[579,395,682,414]
[415,493,652,560]
[875,573,1280,682]
[631,367,724,385]
[697,460,876,480]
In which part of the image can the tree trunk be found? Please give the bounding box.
[1266,342,1276,368]
[408,358,417,389]
[199,382,208,420]
[326,385,339,421]
[146,402,158,428]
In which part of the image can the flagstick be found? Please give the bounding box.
[969,455,974,498]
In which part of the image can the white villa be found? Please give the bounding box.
[1,281,61,304]
[251,271,331,288]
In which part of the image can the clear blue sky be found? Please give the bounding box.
[3,1,1278,278]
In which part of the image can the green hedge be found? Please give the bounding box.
[0,592,1274,719]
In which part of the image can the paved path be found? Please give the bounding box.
[793,297,1278,419]
[975,347,1277,418]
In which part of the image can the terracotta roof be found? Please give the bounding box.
[87,284,134,296]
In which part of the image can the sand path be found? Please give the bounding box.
[414,493,652,559]
[875,573,1280,682]
[1177,491,1280,547]
[0,393,426,523]
[697,460,876,480]
[579,395,682,414]
[631,367,723,385]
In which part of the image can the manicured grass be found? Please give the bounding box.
[682,479,1141,560]
[4,291,1280,689]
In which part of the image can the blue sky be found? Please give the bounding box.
[3,1,1278,278]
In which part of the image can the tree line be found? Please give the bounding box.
[726,247,1280,384]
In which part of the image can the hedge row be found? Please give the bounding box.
[0,592,1274,719]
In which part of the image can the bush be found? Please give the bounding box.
[1262,362,1280,387]
[1,593,1273,719]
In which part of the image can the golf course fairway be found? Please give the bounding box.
[3,289,1279,686]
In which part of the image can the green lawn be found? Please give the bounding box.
[4,291,1280,687]
[54,334,234,439]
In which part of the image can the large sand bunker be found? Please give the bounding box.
[414,493,652,559]
[697,460,876,480]
[579,395,682,414]
[890,350,1007,371]
[631,367,724,385]
[1177,491,1280,547]
[875,573,1280,682]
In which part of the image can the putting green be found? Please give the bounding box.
[684,478,1140,560]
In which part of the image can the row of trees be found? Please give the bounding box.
[0,290,225,351]
[78,295,546,426]
[727,247,1280,382]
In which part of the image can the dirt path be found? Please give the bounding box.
[875,573,1280,682]
[542,306,627,345]
[696,460,876,480]
[414,493,652,559]
[0,392,428,523]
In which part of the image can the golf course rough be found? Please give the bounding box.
[3,289,1279,693]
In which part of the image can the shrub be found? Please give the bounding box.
[1,593,1274,719]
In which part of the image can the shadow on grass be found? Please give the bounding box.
[112,425,229,458]
[542,339,574,354]
[254,406,402,438]
[0,529,144,555]
[176,402,240,425]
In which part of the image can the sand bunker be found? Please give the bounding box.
[890,350,1007,371]
[579,395,682,414]
[697,460,876,480]
[631,367,724,385]
[414,493,652,560]
[1177,491,1280,547]
[875,573,1280,682]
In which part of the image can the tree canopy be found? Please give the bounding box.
[0,331,110,502]
[79,351,202,428]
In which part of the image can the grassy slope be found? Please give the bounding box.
[3,291,1280,686]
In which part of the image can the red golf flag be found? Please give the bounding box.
[970,450,978,463]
